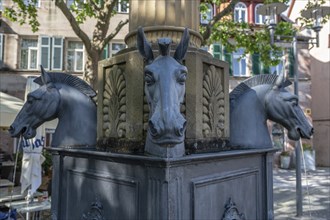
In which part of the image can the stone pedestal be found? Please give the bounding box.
[97,48,229,153]
[50,147,276,220]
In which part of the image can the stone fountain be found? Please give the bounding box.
[47,1,276,219]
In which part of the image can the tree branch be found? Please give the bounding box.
[88,0,100,11]
[55,0,91,50]
[103,18,129,46]
[202,0,240,43]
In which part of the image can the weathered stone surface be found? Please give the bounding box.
[97,48,229,153]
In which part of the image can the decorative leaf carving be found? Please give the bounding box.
[103,65,126,138]
[202,65,225,138]
[81,197,106,220]
[222,198,246,220]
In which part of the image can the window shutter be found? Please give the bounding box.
[224,48,232,76]
[288,48,294,77]
[213,44,222,60]
[102,44,109,59]
[252,53,260,75]
[52,37,63,70]
[262,65,270,74]
[40,36,51,70]
[0,34,3,67]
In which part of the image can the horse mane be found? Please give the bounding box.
[230,74,279,101]
[34,72,97,98]
[158,38,172,56]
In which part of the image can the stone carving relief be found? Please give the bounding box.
[81,197,106,220]
[103,65,126,138]
[202,65,225,138]
[222,198,246,220]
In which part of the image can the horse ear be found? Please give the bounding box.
[273,71,292,89]
[137,27,154,63]
[40,65,51,85]
[273,72,285,89]
[173,28,190,63]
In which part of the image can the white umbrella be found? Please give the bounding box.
[20,76,45,195]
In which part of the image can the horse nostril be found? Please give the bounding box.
[176,121,186,137]
[310,128,314,135]
[9,126,14,133]
[148,120,158,137]
[21,127,27,134]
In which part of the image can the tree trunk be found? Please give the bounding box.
[83,52,101,89]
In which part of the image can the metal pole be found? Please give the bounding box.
[293,33,303,217]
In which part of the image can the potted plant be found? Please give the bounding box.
[280,151,291,169]
[301,143,316,171]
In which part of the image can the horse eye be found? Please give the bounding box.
[27,96,34,103]
[177,71,187,85]
[145,72,155,86]
[290,99,298,106]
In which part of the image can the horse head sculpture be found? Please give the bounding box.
[137,27,189,157]
[9,66,97,148]
[265,73,313,141]
[229,72,313,148]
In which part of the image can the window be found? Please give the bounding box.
[110,42,126,57]
[234,2,247,23]
[52,37,64,70]
[270,53,285,75]
[66,41,84,72]
[20,39,38,70]
[39,36,63,71]
[23,0,40,7]
[40,36,51,70]
[102,42,126,59]
[201,4,213,25]
[232,48,247,76]
[115,0,129,13]
[67,0,81,8]
[45,128,55,147]
[67,0,75,7]
[270,62,283,75]
[67,0,87,9]
[0,34,3,68]
[255,4,266,24]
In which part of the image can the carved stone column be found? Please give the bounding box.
[125,0,203,48]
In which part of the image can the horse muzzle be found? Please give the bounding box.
[297,126,314,139]
[148,117,186,146]
[9,124,36,139]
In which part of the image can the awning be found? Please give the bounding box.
[0,92,24,128]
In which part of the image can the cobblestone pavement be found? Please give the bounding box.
[273,167,330,220]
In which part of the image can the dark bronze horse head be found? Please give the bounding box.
[9,66,97,148]
[229,72,313,149]
[9,67,60,139]
[137,27,189,156]
[265,73,314,140]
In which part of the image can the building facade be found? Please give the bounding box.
[0,0,129,155]
[202,0,314,159]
